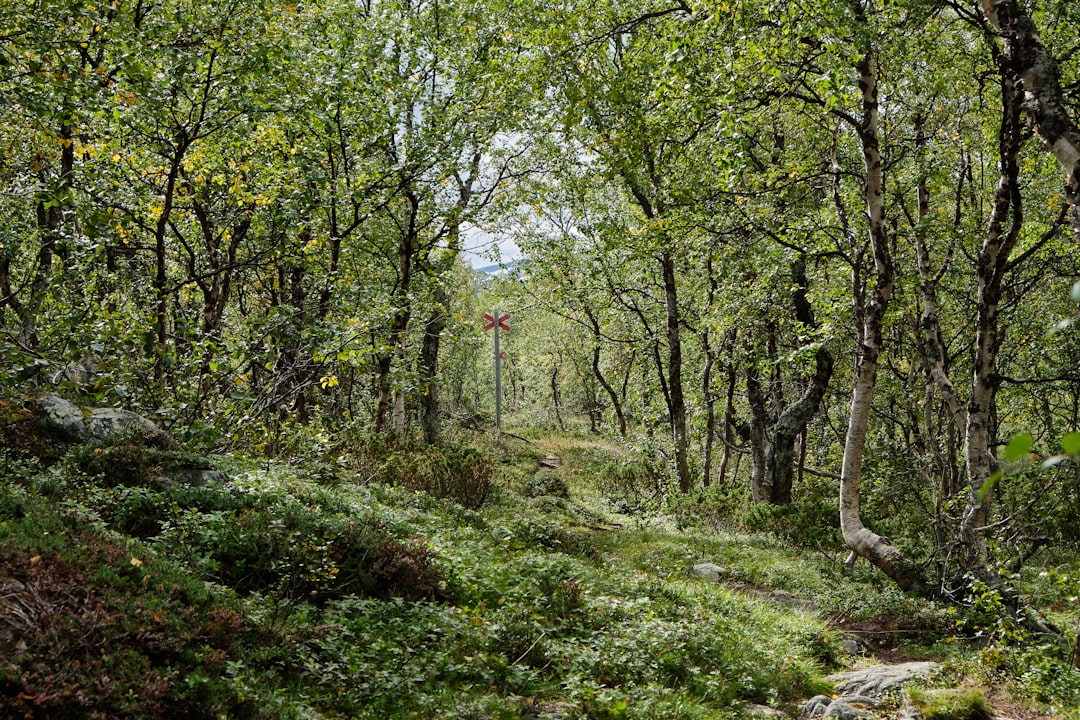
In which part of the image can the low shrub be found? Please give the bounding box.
[908,688,993,720]
[525,469,571,499]
[591,458,665,515]
[152,496,447,603]
[68,431,213,488]
[0,521,269,719]
[348,434,495,509]
[741,499,842,550]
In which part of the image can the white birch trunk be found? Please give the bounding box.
[838,50,925,592]
[978,0,1080,234]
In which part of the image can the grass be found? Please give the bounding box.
[1,426,1079,718]
[908,688,993,720]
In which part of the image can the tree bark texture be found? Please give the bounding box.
[374,191,419,434]
[661,250,692,492]
[958,52,1026,580]
[838,50,926,592]
[912,114,965,505]
[978,0,1080,235]
[749,259,834,505]
[418,282,447,445]
[584,307,628,437]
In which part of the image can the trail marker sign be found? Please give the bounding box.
[483,310,510,433]
[483,313,510,332]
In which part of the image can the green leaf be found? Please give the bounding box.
[979,470,1002,501]
[1062,432,1080,457]
[1003,433,1034,463]
[1071,281,1080,304]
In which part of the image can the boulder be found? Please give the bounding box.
[31,393,158,443]
[801,662,941,720]
[822,697,878,720]
[769,589,817,611]
[84,407,160,443]
[826,662,940,697]
[14,394,224,488]
[745,703,788,718]
[693,563,727,582]
[839,637,863,656]
[31,394,88,441]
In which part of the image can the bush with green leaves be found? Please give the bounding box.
[0,490,277,719]
[144,485,448,603]
[346,432,495,509]
[907,688,993,720]
[590,457,666,515]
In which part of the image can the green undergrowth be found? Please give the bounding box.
[1,427,1079,718]
[907,688,993,720]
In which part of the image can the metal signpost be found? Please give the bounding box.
[483,310,510,432]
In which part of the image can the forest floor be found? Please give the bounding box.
[511,429,1076,720]
[1,420,1078,718]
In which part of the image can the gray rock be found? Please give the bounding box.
[801,695,835,719]
[826,662,940,697]
[693,563,727,581]
[84,407,159,442]
[32,394,161,443]
[745,703,788,718]
[823,697,877,720]
[840,638,862,656]
[769,589,816,611]
[33,393,88,440]
[803,694,880,720]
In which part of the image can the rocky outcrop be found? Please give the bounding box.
[3,394,225,488]
[826,662,940,696]
[32,394,159,443]
[801,662,941,720]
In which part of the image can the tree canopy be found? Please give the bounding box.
[3,0,1080,599]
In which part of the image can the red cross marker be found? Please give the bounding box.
[483,313,510,331]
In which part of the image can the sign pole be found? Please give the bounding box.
[483,310,510,437]
[494,307,502,433]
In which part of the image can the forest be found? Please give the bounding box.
[2,0,1080,717]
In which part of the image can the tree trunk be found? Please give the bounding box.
[748,259,833,505]
[718,362,737,485]
[977,0,1080,235]
[661,250,692,492]
[700,258,721,487]
[415,152,480,444]
[838,49,926,592]
[767,347,833,505]
[418,282,447,445]
[911,113,965,564]
[701,326,716,487]
[551,365,565,431]
[591,340,627,437]
[374,191,419,434]
[913,146,964,499]
[959,54,1026,581]
[747,368,770,502]
[152,134,188,382]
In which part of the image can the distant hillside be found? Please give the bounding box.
[475,258,523,275]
